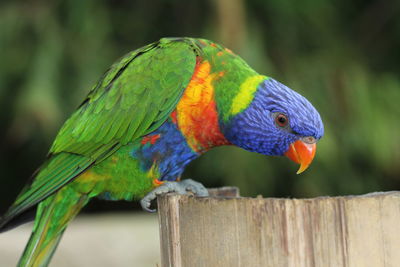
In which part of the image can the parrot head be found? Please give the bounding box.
[223,78,324,174]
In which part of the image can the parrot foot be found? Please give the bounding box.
[140,179,209,212]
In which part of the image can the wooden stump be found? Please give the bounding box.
[157,188,400,267]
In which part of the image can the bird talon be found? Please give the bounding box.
[140,199,156,213]
[140,179,208,212]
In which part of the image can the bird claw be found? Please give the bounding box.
[140,179,209,212]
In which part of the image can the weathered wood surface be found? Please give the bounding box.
[157,189,400,267]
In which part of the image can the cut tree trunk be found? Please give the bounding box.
[157,188,400,267]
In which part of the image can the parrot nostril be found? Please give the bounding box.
[302,136,316,144]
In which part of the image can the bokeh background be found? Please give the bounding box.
[1,0,400,214]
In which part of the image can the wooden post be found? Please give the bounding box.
[157,189,400,267]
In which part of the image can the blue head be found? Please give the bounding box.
[223,78,324,173]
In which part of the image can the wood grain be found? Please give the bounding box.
[157,190,400,267]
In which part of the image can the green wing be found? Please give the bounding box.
[0,38,199,228]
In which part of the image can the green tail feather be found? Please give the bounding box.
[18,187,89,267]
[0,153,93,232]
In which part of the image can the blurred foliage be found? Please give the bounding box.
[1,0,399,213]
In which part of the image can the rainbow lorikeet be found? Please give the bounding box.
[0,37,323,266]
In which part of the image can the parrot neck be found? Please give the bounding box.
[174,60,231,153]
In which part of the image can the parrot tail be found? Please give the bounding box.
[18,187,89,267]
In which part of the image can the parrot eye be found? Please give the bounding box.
[302,136,316,144]
[275,113,289,128]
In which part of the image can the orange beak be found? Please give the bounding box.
[284,139,316,174]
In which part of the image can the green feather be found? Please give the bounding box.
[18,187,89,267]
[2,153,92,224]
[0,37,198,229]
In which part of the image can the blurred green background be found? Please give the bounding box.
[1,0,399,214]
